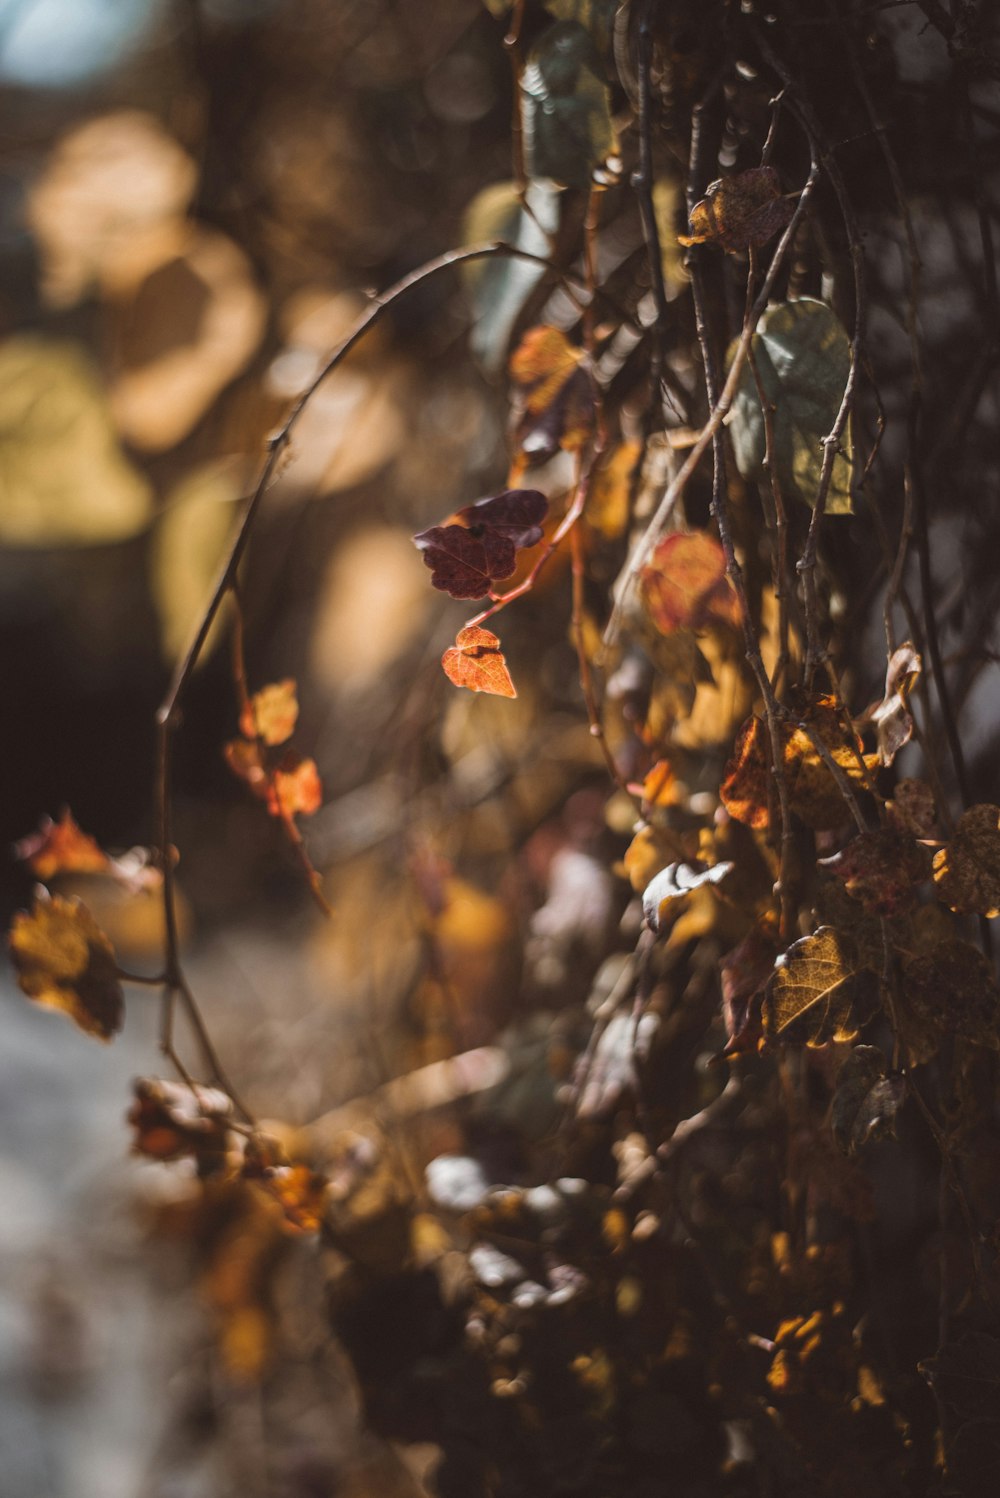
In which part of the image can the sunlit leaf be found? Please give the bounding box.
[510,326,595,461]
[720,715,772,830]
[783,695,876,832]
[933,803,1000,918]
[267,756,323,820]
[727,298,854,515]
[642,860,733,934]
[257,1164,330,1234]
[15,809,110,881]
[240,678,300,747]
[679,167,794,253]
[764,926,881,1047]
[867,642,922,766]
[831,1045,904,1155]
[640,531,739,635]
[442,625,517,698]
[128,1077,231,1172]
[521,20,615,189]
[413,489,548,599]
[9,892,124,1040]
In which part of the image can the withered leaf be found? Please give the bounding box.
[887,777,937,838]
[820,829,931,918]
[9,892,124,1040]
[679,167,794,253]
[900,938,1000,1051]
[764,927,881,1047]
[587,441,640,541]
[413,489,547,599]
[258,1164,330,1234]
[267,755,322,820]
[933,803,1000,918]
[640,531,739,635]
[509,326,595,461]
[720,715,772,831]
[831,1045,904,1155]
[719,920,779,1057]
[868,642,921,766]
[642,860,734,934]
[441,625,517,698]
[240,678,299,746]
[783,696,875,831]
[128,1077,231,1171]
[15,808,110,881]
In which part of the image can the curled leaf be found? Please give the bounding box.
[764,927,881,1047]
[720,921,778,1057]
[933,803,1000,918]
[720,715,772,831]
[640,531,739,635]
[642,860,734,934]
[509,326,595,461]
[679,167,794,253]
[867,643,922,766]
[240,678,300,746]
[442,625,517,698]
[9,892,124,1040]
[831,1045,905,1155]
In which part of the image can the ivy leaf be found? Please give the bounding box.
[831,1045,905,1155]
[642,860,734,934]
[719,920,778,1056]
[820,829,931,918]
[727,298,854,515]
[240,678,300,746]
[887,777,938,838]
[267,756,323,820]
[128,1077,231,1172]
[933,803,1000,918]
[900,938,1000,1052]
[413,489,547,599]
[764,927,881,1047]
[8,892,124,1040]
[509,326,595,461]
[640,531,739,635]
[679,167,794,253]
[521,20,615,190]
[15,808,110,881]
[720,715,772,830]
[782,696,876,832]
[442,625,517,698]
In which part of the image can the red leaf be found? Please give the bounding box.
[640,531,739,635]
[413,489,547,600]
[441,625,516,698]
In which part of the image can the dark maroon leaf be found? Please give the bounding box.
[456,489,547,549]
[413,489,548,599]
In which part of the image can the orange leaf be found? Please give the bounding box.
[720,715,772,830]
[509,325,595,461]
[8,892,123,1040]
[258,1164,330,1234]
[267,756,323,819]
[240,678,299,746]
[128,1077,232,1170]
[640,531,739,635]
[442,625,516,698]
[15,809,110,880]
[587,441,640,541]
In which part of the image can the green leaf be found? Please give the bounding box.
[542,0,619,61]
[764,926,881,1046]
[727,298,854,515]
[462,179,561,372]
[521,20,615,189]
[831,1045,904,1155]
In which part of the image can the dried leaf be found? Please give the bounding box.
[831,1045,905,1155]
[9,893,124,1041]
[933,803,1000,918]
[640,531,739,635]
[887,777,937,838]
[413,489,547,599]
[128,1077,231,1171]
[258,1165,330,1234]
[821,829,931,917]
[679,167,794,253]
[900,938,1000,1051]
[867,643,922,766]
[642,861,734,934]
[764,927,881,1047]
[587,441,640,540]
[576,1011,659,1119]
[509,326,595,461]
[240,678,300,746]
[727,298,854,515]
[15,809,110,881]
[441,625,517,698]
[720,715,772,830]
[783,696,875,832]
[638,759,682,814]
[720,920,779,1056]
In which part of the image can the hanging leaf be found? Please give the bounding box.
[679,167,794,253]
[727,298,854,515]
[240,679,300,747]
[764,927,881,1047]
[720,920,778,1057]
[782,695,876,831]
[820,829,931,918]
[267,756,323,820]
[521,20,615,189]
[128,1077,231,1172]
[720,715,772,830]
[640,531,740,635]
[831,1045,905,1155]
[442,625,517,698]
[933,803,1000,918]
[887,777,938,838]
[15,809,110,881]
[9,892,124,1040]
[587,441,640,540]
[413,489,548,599]
[900,938,1000,1051]
[865,643,922,767]
[509,327,595,462]
[642,860,733,934]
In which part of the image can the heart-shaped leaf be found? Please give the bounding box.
[442,625,517,698]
